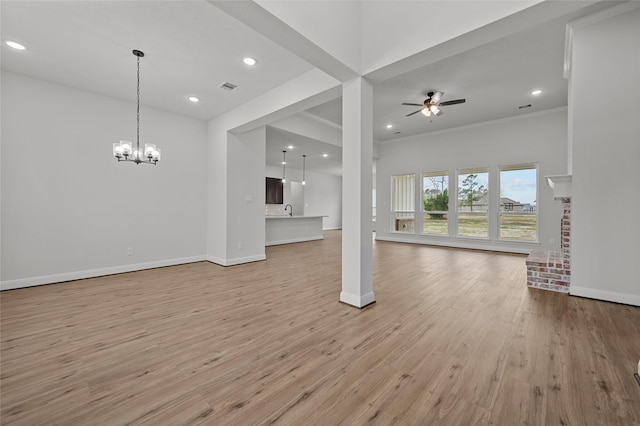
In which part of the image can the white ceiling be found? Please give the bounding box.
[266,127,342,177]
[306,16,571,142]
[1,1,619,174]
[0,1,313,121]
[374,15,571,142]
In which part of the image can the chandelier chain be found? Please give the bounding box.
[136,54,140,152]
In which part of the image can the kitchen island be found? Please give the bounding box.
[265,215,327,246]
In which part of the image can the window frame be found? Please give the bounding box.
[497,163,539,242]
[421,171,450,236]
[391,173,417,234]
[456,167,490,239]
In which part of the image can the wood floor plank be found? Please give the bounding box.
[1,230,639,425]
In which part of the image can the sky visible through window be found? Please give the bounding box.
[500,168,536,205]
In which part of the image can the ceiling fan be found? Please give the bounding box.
[402,91,466,117]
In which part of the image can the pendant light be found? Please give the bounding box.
[113,50,161,165]
[301,154,306,185]
[281,150,287,183]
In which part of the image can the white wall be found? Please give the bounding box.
[225,128,267,265]
[1,71,207,289]
[266,165,342,230]
[376,108,568,253]
[206,69,340,265]
[569,6,640,306]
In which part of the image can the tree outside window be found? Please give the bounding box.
[457,170,489,237]
[458,173,487,212]
[423,173,448,235]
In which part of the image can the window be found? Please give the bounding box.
[422,172,449,235]
[392,174,415,233]
[457,168,489,237]
[499,165,537,241]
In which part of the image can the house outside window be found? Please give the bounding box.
[499,164,538,241]
[392,174,415,233]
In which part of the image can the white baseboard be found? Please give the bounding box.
[375,234,534,254]
[206,254,266,266]
[0,255,207,291]
[570,286,640,307]
[340,291,376,308]
[265,236,323,246]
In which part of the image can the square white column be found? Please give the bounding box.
[340,77,375,308]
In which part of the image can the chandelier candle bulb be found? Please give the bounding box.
[113,143,123,158]
[144,143,157,159]
[122,141,132,156]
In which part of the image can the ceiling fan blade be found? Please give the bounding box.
[406,109,423,117]
[431,91,444,104]
[439,99,466,106]
[402,103,423,106]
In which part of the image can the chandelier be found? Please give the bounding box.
[113,50,161,165]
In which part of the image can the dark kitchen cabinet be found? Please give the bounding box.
[266,177,284,204]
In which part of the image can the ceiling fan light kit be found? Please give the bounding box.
[403,91,465,118]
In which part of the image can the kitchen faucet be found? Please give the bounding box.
[284,204,292,217]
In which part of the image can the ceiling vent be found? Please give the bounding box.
[219,81,238,91]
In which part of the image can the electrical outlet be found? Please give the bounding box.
[237,242,243,250]
[550,238,555,245]
[127,247,134,256]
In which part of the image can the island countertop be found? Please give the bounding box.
[265,215,327,246]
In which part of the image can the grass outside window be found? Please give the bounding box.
[457,213,489,237]
[499,213,537,241]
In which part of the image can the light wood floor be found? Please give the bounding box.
[1,231,639,425]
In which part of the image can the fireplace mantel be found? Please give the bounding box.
[545,174,572,200]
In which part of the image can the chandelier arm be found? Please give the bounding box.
[118,157,156,165]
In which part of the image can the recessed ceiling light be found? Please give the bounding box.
[386,124,393,129]
[323,154,328,158]
[243,57,257,66]
[287,145,294,149]
[5,41,26,50]
[531,89,542,96]
[187,96,200,103]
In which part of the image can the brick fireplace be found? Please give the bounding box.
[526,197,571,293]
